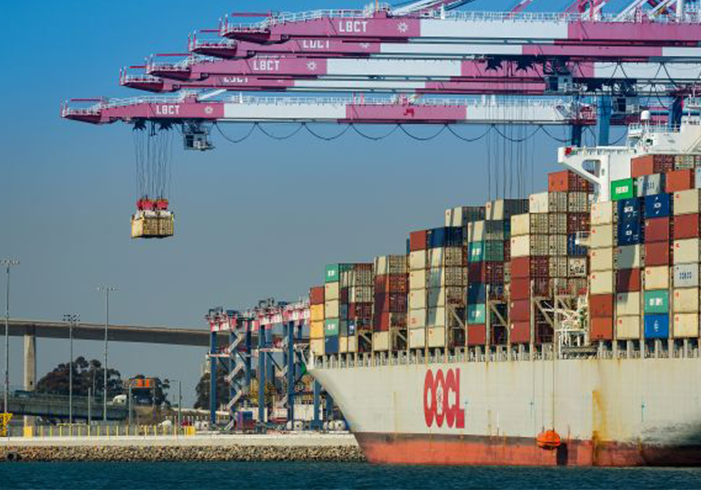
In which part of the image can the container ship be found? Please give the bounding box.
[308,114,701,466]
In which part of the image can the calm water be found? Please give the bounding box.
[1,462,701,489]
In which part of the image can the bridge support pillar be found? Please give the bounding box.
[23,330,36,428]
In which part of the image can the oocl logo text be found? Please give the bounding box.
[423,369,465,429]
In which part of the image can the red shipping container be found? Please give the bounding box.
[548,170,592,192]
[665,169,694,193]
[485,262,505,284]
[673,213,700,239]
[374,293,407,313]
[510,278,531,300]
[340,288,349,303]
[468,263,484,282]
[589,294,614,318]
[374,274,408,293]
[310,286,325,305]
[348,303,372,319]
[509,300,530,322]
[645,217,670,243]
[510,256,549,279]
[616,268,641,292]
[467,325,486,346]
[373,312,389,332]
[644,241,671,266]
[409,230,428,251]
[630,154,674,178]
[567,213,591,233]
[590,317,614,340]
[510,322,531,344]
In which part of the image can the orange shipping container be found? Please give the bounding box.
[591,317,614,340]
[665,169,695,193]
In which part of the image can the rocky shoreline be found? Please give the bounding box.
[1,445,366,463]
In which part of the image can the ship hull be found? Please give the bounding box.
[310,356,701,467]
[356,432,701,466]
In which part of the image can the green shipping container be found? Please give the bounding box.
[610,178,636,201]
[483,240,505,262]
[468,242,484,263]
[324,319,340,336]
[467,304,486,324]
[325,264,340,283]
[644,290,669,314]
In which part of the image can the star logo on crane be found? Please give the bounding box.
[360,43,371,50]
[204,106,214,115]
[397,22,409,34]
[307,61,318,71]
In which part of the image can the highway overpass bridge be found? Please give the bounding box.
[1,319,227,419]
[1,390,128,421]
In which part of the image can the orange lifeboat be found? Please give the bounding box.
[536,430,562,450]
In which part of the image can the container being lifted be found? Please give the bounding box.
[131,198,175,239]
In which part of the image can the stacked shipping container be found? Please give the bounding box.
[373,255,409,351]
[309,286,325,356]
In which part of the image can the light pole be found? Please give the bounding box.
[2,259,19,416]
[97,286,117,422]
[166,379,183,435]
[63,314,79,428]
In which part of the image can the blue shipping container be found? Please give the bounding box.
[406,238,411,254]
[567,234,588,257]
[617,198,642,222]
[467,283,486,303]
[696,167,701,189]
[324,335,340,354]
[428,227,464,248]
[644,194,671,218]
[617,220,644,245]
[644,314,669,339]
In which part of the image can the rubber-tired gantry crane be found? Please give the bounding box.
[63,0,701,428]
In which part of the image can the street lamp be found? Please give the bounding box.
[96,286,117,422]
[2,259,19,416]
[63,314,80,427]
[165,379,183,435]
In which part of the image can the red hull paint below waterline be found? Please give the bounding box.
[356,433,701,467]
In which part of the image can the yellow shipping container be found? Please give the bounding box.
[408,329,426,349]
[673,288,699,313]
[590,225,614,249]
[347,335,358,353]
[590,272,614,295]
[591,201,614,226]
[310,339,325,356]
[616,315,641,340]
[324,300,340,318]
[673,189,701,216]
[339,336,348,353]
[644,266,670,290]
[590,247,614,272]
[616,292,640,316]
[310,305,325,323]
[310,321,325,339]
[673,313,699,338]
[372,332,390,351]
[427,327,446,347]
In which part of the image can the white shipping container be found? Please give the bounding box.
[549,213,568,235]
[467,221,485,243]
[409,269,427,291]
[409,290,427,310]
[591,201,614,225]
[427,327,446,347]
[444,247,464,267]
[428,249,444,269]
[590,225,614,249]
[590,272,614,295]
[511,235,530,258]
[673,264,699,288]
[549,234,568,256]
[674,239,700,264]
[548,192,568,213]
[427,307,446,328]
[511,214,530,237]
[408,328,426,348]
[673,313,699,338]
[325,282,340,301]
[325,300,340,318]
[339,336,348,354]
[568,258,588,278]
[590,247,614,272]
[347,335,357,353]
[568,192,590,213]
[673,288,699,313]
[427,288,445,308]
[372,332,390,351]
[645,266,670,290]
[673,189,701,216]
[636,174,664,197]
[408,308,426,329]
[409,250,427,270]
[529,192,549,214]
[375,255,407,275]
[616,245,642,269]
[310,339,325,356]
[616,292,640,316]
[616,316,641,340]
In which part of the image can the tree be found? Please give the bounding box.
[194,370,229,410]
[36,357,124,398]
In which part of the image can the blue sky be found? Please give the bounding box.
[0,0,621,404]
